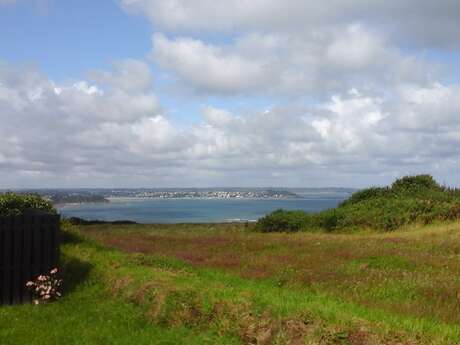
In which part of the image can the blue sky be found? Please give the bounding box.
[0,1,150,80]
[1,0,460,188]
[0,0,276,125]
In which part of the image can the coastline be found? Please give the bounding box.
[55,201,110,208]
[57,196,344,224]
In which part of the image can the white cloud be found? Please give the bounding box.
[72,81,103,95]
[202,106,236,127]
[2,1,460,187]
[151,34,273,93]
[89,59,153,93]
[325,24,387,69]
[121,0,460,49]
[394,83,460,131]
[3,60,460,187]
[150,24,431,97]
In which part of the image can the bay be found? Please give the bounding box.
[57,193,348,224]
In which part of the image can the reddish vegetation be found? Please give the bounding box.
[83,222,460,325]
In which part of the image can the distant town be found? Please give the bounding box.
[2,188,298,204]
[108,189,300,200]
[1,188,356,205]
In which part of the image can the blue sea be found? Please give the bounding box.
[57,190,350,224]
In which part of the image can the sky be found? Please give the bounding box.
[1,0,460,188]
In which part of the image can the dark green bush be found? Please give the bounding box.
[317,209,340,231]
[0,193,56,216]
[256,175,460,233]
[391,175,441,194]
[339,187,389,207]
[256,209,312,232]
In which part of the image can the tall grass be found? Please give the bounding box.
[82,221,460,344]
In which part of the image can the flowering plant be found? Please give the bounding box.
[26,268,63,305]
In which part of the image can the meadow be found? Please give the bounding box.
[2,220,460,344]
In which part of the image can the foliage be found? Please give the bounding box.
[257,209,313,232]
[339,187,390,207]
[0,192,56,216]
[391,174,442,193]
[257,174,460,232]
[26,268,63,305]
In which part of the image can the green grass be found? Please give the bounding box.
[0,283,231,345]
[78,222,460,343]
[0,230,240,345]
[4,221,460,344]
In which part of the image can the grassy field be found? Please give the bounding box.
[84,221,460,326]
[3,221,460,344]
[0,225,237,345]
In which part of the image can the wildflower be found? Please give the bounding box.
[26,268,63,305]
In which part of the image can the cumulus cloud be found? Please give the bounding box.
[151,34,273,94]
[151,24,431,96]
[121,0,460,49]
[2,61,460,187]
[0,61,166,184]
[89,59,153,94]
[2,1,460,187]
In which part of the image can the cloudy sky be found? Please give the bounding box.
[1,0,460,188]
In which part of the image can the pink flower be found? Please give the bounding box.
[28,269,63,304]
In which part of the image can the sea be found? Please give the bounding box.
[57,189,353,224]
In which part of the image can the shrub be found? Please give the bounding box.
[0,192,56,216]
[317,209,340,231]
[339,187,389,207]
[256,209,312,233]
[256,175,460,233]
[391,175,441,193]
